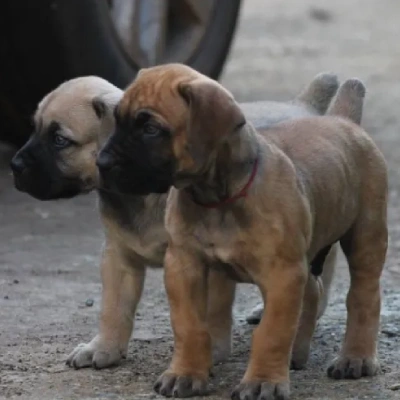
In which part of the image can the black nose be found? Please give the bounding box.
[96,152,115,171]
[10,156,26,174]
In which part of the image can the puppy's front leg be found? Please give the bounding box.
[67,241,145,369]
[207,270,236,364]
[154,244,211,398]
[232,259,307,400]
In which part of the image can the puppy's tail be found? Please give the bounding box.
[327,78,366,125]
[295,72,339,115]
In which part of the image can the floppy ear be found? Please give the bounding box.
[92,91,123,119]
[178,78,245,166]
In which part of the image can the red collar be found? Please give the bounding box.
[189,156,259,209]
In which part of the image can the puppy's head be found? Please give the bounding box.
[10,77,122,200]
[97,64,245,195]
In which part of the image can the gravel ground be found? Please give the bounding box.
[1,0,400,399]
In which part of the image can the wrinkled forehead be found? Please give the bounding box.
[118,67,197,127]
[34,92,96,137]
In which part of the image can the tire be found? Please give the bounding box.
[0,0,242,146]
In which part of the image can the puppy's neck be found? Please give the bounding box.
[187,124,260,207]
[98,189,167,229]
[91,117,118,190]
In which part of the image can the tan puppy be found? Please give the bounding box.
[11,73,339,371]
[10,77,121,199]
[97,64,387,400]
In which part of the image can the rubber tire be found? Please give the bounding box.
[0,0,242,147]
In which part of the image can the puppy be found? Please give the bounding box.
[10,77,121,199]
[11,73,339,371]
[98,64,387,400]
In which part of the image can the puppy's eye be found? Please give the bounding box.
[53,133,72,149]
[143,123,159,136]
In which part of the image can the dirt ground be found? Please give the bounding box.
[1,0,400,399]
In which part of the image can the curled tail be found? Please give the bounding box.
[295,72,339,115]
[327,78,366,124]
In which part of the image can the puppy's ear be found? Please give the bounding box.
[92,91,122,119]
[178,78,245,166]
[92,98,107,118]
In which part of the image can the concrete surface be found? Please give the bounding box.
[1,0,400,399]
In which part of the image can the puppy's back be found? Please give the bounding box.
[264,116,380,168]
[260,116,387,247]
[262,78,377,172]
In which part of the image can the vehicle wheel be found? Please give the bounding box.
[0,0,242,146]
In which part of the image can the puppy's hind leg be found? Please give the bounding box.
[246,244,337,327]
[207,270,236,364]
[317,244,337,319]
[290,274,321,370]
[328,202,387,379]
[66,241,145,369]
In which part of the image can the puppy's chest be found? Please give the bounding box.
[109,212,168,266]
[100,192,167,266]
[128,233,167,268]
[192,225,234,259]
[187,219,253,282]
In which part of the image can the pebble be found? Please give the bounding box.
[85,298,94,307]
[382,329,399,338]
[389,383,400,391]
[309,7,333,22]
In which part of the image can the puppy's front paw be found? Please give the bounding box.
[231,381,290,400]
[154,371,208,398]
[66,338,125,369]
[327,356,380,379]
